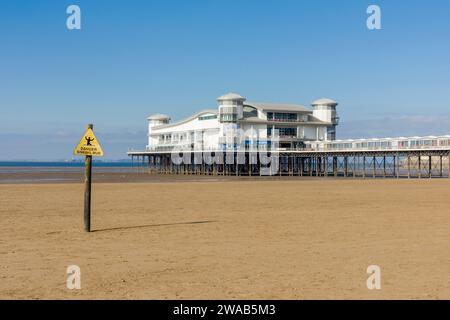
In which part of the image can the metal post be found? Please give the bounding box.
[289,155,294,176]
[396,154,400,179]
[300,157,303,177]
[418,155,421,179]
[333,156,337,177]
[363,156,366,179]
[236,152,239,176]
[408,155,411,179]
[429,155,432,179]
[344,156,348,177]
[316,156,319,176]
[448,154,450,179]
[373,156,376,178]
[279,155,282,176]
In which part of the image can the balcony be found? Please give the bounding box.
[267,118,300,123]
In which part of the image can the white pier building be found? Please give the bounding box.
[128,93,450,178]
[146,93,339,151]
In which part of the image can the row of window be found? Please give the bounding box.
[267,112,298,121]
[314,105,334,111]
[219,106,237,114]
[198,115,218,121]
[310,139,450,150]
[219,114,238,122]
[220,100,243,106]
[267,127,297,137]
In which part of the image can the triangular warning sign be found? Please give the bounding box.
[74,128,104,157]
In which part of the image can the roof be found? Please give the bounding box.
[326,135,450,143]
[239,117,328,125]
[151,109,218,130]
[147,113,171,121]
[217,92,246,101]
[311,98,338,106]
[245,102,311,113]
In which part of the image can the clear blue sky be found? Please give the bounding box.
[1,0,449,160]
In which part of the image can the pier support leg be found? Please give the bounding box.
[363,156,366,179]
[429,155,432,179]
[396,155,400,179]
[357,156,360,177]
[408,156,411,179]
[428,156,433,179]
[344,157,348,177]
[373,156,376,178]
[316,157,319,177]
[392,156,395,178]
[300,158,303,177]
[333,157,337,177]
[279,155,282,176]
[448,154,450,179]
[290,156,293,176]
[418,155,422,179]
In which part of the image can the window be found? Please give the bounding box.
[219,114,237,122]
[327,126,336,140]
[199,115,217,121]
[267,112,297,122]
[268,127,297,137]
[220,106,237,114]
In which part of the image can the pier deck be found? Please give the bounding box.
[127,147,450,179]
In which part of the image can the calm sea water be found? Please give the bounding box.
[0,161,134,173]
[0,161,132,167]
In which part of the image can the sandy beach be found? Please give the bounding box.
[1,175,450,299]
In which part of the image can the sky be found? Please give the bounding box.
[0,0,449,160]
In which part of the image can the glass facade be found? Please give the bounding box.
[267,112,298,122]
[198,115,218,121]
[219,106,238,123]
[268,127,297,137]
[327,126,336,140]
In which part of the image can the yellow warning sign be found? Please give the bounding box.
[74,128,104,157]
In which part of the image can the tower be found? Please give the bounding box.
[312,98,339,140]
[217,92,246,123]
[147,114,170,148]
[217,92,246,149]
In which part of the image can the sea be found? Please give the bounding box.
[0,161,135,173]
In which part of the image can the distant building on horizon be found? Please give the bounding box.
[146,92,339,151]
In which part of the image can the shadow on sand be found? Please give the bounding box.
[91,220,218,233]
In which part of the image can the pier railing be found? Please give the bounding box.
[304,136,450,152]
[129,135,450,154]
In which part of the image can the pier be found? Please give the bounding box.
[128,136,450,179]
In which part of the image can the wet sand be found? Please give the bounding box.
[0,168,323,184]
[1,177,450,299]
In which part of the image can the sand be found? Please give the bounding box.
[1,177,450,299]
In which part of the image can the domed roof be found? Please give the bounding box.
[147,113,170,121]
[311,98,338,106]
[217,92,246,101]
